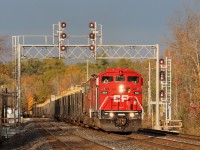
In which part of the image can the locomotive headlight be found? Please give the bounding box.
[129,112,134,118]
[109,112,114,118]
[119,84,124,93]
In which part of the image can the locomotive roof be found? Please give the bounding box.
[98,68,142,76]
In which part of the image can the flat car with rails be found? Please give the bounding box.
[32,68,143,132]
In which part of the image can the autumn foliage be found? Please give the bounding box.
[166,5,200,135]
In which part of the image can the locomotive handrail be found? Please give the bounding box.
[99,96,109,110]
[134,96,144,119]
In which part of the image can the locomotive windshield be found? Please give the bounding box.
[128,76,139,83]
[116,76,125,81]
[102,76,113,83]
[102,75,139,83]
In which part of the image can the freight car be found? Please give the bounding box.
[32,68,143,132]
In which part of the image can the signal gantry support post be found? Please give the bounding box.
[155,44,161,130]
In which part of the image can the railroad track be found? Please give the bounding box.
[37,119,111,150]
[128,128,200,150]
[36,119,200,150]
[2,118,199,150]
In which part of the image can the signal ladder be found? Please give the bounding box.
[160,57,172,120]
[160,58,182,131]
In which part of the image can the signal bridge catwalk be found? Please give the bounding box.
[13,40,158,60]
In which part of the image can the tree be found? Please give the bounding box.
[167,3,200,135]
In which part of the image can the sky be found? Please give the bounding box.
[0,0,199,55]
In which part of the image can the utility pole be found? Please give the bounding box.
[17,44,21,124]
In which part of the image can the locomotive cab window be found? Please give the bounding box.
[116,76,125,81]
[128,76,139,83]
[102,76,113,83]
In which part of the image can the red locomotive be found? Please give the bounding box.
[32,68,143,132]
[83,68,143,131]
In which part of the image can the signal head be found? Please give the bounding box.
[159,58,164,65]
[60,22,67,29]
[160,71,165,81]
[60,45,67,51]
[89,33,95,39]
[160,90,165,98]
[61,33,67,39]
[89,22,95,29]
[89,45,95,51]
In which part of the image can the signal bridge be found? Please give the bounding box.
[13,22,158,60]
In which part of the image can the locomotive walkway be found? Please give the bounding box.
[0,118,200,150]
